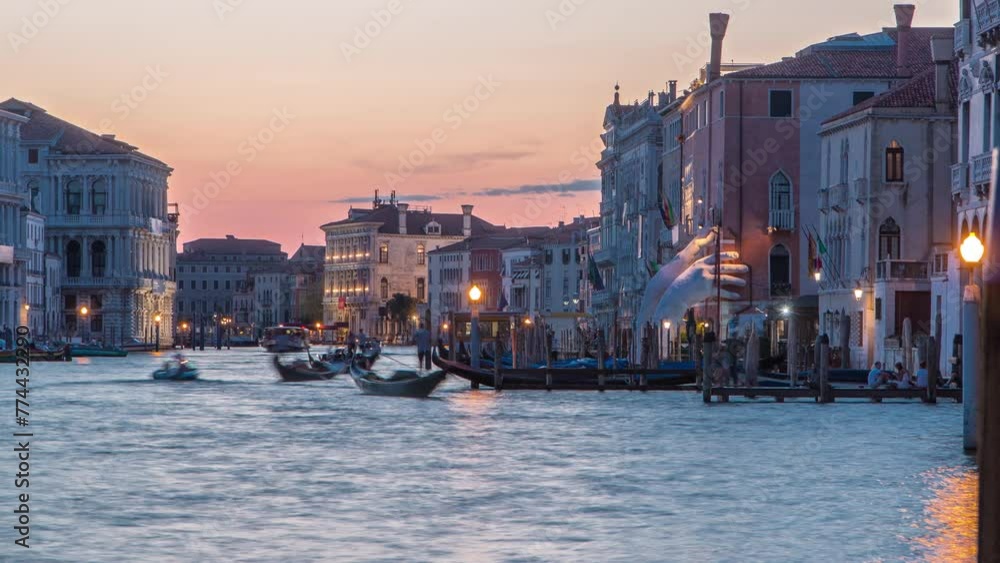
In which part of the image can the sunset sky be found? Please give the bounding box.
[4,0,956,251]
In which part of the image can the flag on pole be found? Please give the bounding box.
[658,188,676,229]
[645,260,660,279]
[812,226,828,255]
[498,290,509,312]
[588,254,605,291]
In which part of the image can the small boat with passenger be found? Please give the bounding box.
[349,360,446,398]
[153,354,200,381]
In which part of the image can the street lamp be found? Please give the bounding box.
[154,313,162,352]
[813,270,822,283]
[854,284,864,302]
[79,306,89,343]
[468,285,482,369]
[960,231,984,451]
[663,320,672,360]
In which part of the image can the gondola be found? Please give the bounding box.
[308,349,349,375]
[0,345,70,363]
[272,356,337,382]
[432,352,697,390]
[349,361,446,398]
[152,359,200,381]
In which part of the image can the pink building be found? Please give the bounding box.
[666,5,952,347]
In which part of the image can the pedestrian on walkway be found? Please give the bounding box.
[414,323,431,370]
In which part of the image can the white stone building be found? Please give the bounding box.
[818,36,956,371]
[1,99,177,346]
[321,193,496,339]
[0,107,30,339]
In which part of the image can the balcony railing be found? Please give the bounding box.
[876,260,929,281]
[972,152,994,185]
[956,19,972,55]
[829,182,848,212]
[768,209,794,232]
[854,178,869,204]
[818,188,830,213]
[770,282,792,298]
[593,248,614,266]
[975,0,1000,38]
[47,214,150,229]
[952,163,968,197]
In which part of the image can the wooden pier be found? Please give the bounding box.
[706,386,962,403]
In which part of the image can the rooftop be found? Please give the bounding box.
[180,236,285,257]
[321,203,498,237]
[0,98,170,168]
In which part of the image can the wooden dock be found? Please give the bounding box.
[706,386,961,403]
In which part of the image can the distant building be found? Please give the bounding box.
[176,235,287,338]
[0,107,31,338]
[320,192,497,340]
[288,244,325,326]
[1,98,178,346]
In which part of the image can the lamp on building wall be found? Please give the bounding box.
[813,270,822,283]
[468,285,482,369]
[854,283,864,302]
[961,232,985,265]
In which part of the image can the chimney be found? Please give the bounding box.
[648,90,655,105]
[397,202,409,235]
[668,80,678,100]
[929,37,952,113]
[894,4,916,77]
[708,13,731,82]
[613,83,620,106]
[461,204,474,237]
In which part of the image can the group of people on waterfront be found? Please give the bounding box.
[868,361,959,389]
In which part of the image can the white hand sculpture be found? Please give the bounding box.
[637,228,718,327]
[651,252,749,324]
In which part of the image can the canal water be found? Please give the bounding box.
[6,347,977,562]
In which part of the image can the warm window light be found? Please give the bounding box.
[961,232,985,265]
[468,285,482,303]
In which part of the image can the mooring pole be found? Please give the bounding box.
[819,334,832,403]
[702,331,716,403]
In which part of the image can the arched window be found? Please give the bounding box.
[91,240,106,278]
[416,278,425,302]
[66,180,82,215]
[769,171,794,231]
[972,216,981,237]
[91,179,107,215]
[886,141,904,182]
[961,218,970,241]
[66,240,81,277]
[379,243,389,263]
[416,243,426,265]
[380,278,389,300]
[769,244,791,297]
[879,218,901,260]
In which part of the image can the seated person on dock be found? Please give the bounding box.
[894,362,914,389]
[914,361,929,389]
[868,362,891,388]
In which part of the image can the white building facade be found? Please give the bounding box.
[1,99,177,346]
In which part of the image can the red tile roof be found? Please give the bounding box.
[0,98,169,167]
[823,61,958,124]
[321,204,499,236]
[728,28,952,80]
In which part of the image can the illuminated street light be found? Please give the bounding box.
[854,284,864,302]
[961,232,985,265]
[781,306,791,316]
[663,320,671,329]
[524,317,533,326]
[813,270,822,283]
[23,304,29,311]
[441,323,449,331]
[468,285,482,303]
[79,306,89,317]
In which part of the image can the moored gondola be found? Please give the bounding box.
[349,360,446,398]
[432,352,697,390]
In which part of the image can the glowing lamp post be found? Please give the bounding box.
[662,320,672,360]
[468,285,482,369]
[79,306,89,343]
[961,232,984,451]
[154,313,162,352]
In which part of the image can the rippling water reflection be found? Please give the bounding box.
[7,347,978,562]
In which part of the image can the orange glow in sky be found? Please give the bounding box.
[3,0,956,250]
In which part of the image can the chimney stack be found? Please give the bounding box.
[668,80,678,100]
[894,4,916,77]
[708,13,731,82]
[461,204,474,237]
[929,37,953,113]
[397,202,409,235]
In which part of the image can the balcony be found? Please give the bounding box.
[592,248,614,266]
[854,178,869,204]
[971,152,994,185]
[956,19,972,56]
[770,282,792,298]
[818,188,830,213]
[876,260,929,281]
[975,0,1000,39]
[952,163,968,197]
[829,182,848,212]
[767,209,794,233]
[47,214,149,229]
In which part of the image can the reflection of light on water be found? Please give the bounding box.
[913,466,978,562]
[75,357,91,365]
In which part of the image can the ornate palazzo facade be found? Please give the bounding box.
[1,99,177,346]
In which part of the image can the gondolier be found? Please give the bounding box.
[414,323,431,370]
